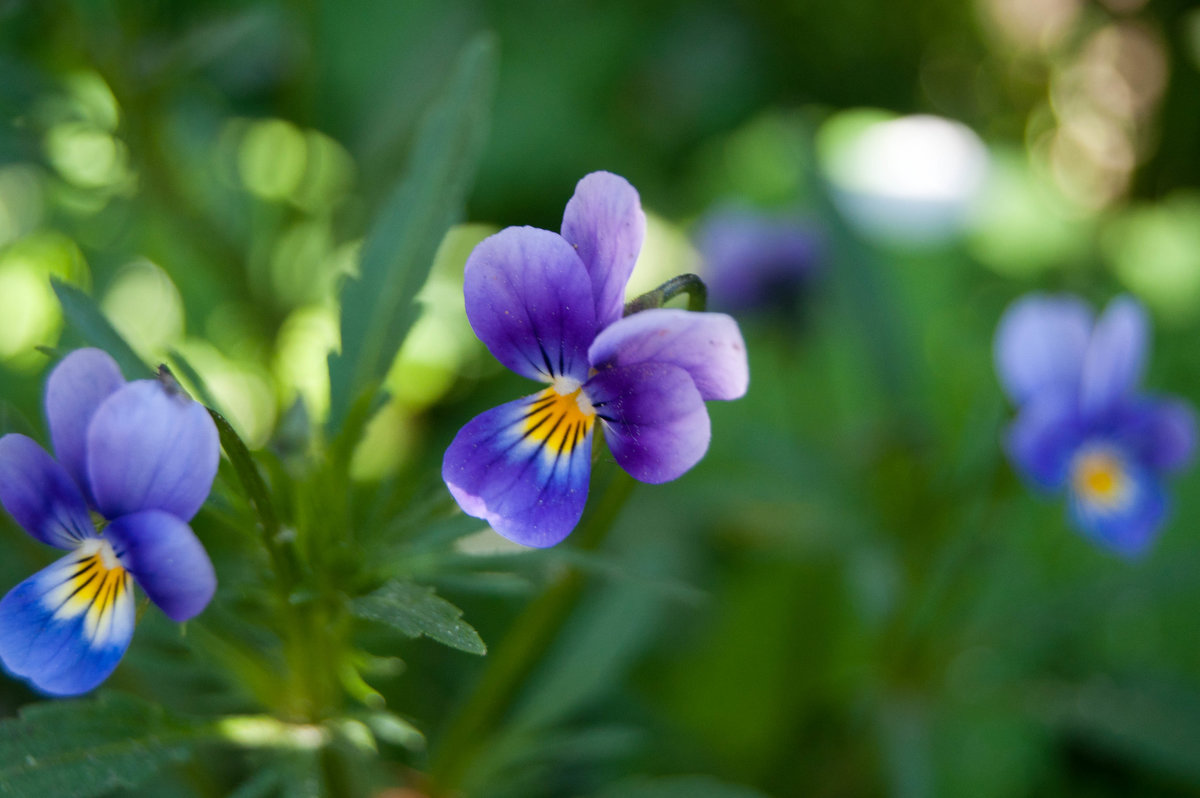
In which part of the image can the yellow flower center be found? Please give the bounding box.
[43,538,133,645]
[1071,447,1128,509]
[523,378,596,456]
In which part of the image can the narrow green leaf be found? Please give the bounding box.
[208,407,296,583]
[210,408,281,539]
[594,776,770,798]
[0,693,209,798]
[327,33,497,427]
[167,348,221,411]
[352,580,487,655]
[50,278,153,380]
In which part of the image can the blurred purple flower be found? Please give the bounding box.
[995,294,1195,556]
[443,172,749,548]
[0,349,219,695]
[693,205,822,313]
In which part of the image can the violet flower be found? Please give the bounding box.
[442,172,749,547]
[995,294,1195,556]
[0,348,219,695]
[693,205,822,313]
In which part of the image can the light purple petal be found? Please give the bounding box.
[45,348,126,506]
[0,434,94,548]
[587,362,710,484]
[464,226,597,383]
[1003,392,1083,490]
[1080,295,1148,420]
[1116,397,1197,473]
[0,546,135,695]
[588,308,749,401]
[994,294,1092,406]
[107,510,215,622]
[1067,450,1165,558]
[561,171,646,330]
[87,381,219,521]
[443,392,594,547]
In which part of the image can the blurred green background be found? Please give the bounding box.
[3,0,1200,796]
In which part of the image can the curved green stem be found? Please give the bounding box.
[624,273,708,315]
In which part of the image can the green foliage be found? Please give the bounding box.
[326,33,497,427]
[50,279,153,380]
[0,693,210,798]
[352,580,487,656]
[594,775,770,798]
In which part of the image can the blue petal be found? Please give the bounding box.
[463,226,597,383]
[0,434,94,548]
[587,362,710,484]
[87,380,219,522]
[1113,396,1197,473]
[0,544,135,696]
[443,391,594,548]
[44,348,126,508]
[1067,447,1166,558]
[1004,392,1083,490]
[994,294,1092,406]
[1079,295,1148,421]
[107,510,215,622]
[560,171,646,331]
[588,309,749,401]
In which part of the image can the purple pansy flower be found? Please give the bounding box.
[442,172,749,547]
[0,348,219,695]
[693,205,823,313]
[995,294,1196,556]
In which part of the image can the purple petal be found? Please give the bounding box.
[0,434,94,548]
[588,308,749,401]
[87,381,219,521]
[106,510,215,622]
[1004,392,1083,490]
[561,171,646,330]
[1080,295,1148,420]
[464,226,598,383]
[0,545,135,695]
[1067,447,1166,558]
[443,391,594,547]
[45,348,126,506]
[587,362,710,484]
[994,294,1092,406]
[694,206,823,312]
[1116,397,1197,473]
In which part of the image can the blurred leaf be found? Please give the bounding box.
[1040,678,1200,785]
[50,278,153,380]
[0,400,35,438]
[167,347,220,410]
[209,407,281,540]
[351,580,486,655]
[0,692,209,797]
[327,33,496,427]
[593,775,770,798]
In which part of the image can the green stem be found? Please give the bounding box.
[428,458,636,793]
[623,273,708,315]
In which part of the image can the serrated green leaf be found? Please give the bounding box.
[327,33,496,427]
[51,278,153,380]
[352,580,486,655]
[0,693,211,798]
[593,776,770,798]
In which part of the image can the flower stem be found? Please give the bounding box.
[624,273,708,315]
[428,454,635,794]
